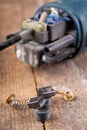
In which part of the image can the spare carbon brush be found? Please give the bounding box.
[6,86,74,129]
[0,0,87,67]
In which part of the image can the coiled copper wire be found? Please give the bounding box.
[53,86,74,101]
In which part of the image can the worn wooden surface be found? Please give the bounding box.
[0,0,87,130]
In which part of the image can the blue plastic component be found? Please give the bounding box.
[62,17,70,21]
[46,14,60,24]
[46,18,55,24]
[46,15,69,24]
[48,14,59,22]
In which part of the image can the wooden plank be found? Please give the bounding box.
[27,1,87,129]
[33,55,87,130]
[20,0,87,129]
[0,0,87,130]
[0,1,42,130]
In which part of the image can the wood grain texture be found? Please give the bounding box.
[0,0,87,130]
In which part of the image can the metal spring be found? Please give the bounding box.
[53,86,74,101]
[6,94,30,109]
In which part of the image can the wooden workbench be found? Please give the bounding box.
[0,0,87,130]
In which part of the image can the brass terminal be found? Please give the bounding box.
[64,91,75,101]
[6,94,15,104]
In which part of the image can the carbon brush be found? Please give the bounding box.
[6,86,75,130]
[6,86,74,110]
